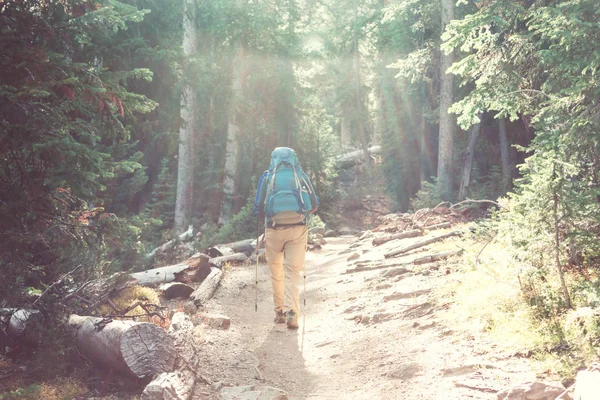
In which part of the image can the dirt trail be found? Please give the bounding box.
[193,231,535,399]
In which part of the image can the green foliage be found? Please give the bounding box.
[198,197,257,250]
[410,179,442,211]
[0,0,155,303]
[141,158,176,241]
[0,384,41,400]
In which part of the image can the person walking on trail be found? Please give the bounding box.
[254,147,319,329]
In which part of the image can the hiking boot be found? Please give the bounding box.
[285,310,298,330]
[274,310,285,324]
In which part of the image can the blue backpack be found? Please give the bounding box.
[256,147,315,226]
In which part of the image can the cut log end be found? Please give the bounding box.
[121,323,177,378]
[69,315,176,379]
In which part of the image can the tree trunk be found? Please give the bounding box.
[340,116,351,149]
[220,0,247,224]
[498,118,511,191]
[353,0,371,173]
[68,315,176,378]
[552,179,572,309]
[175,0,198,233]
[437,0,455,201]
[420,109,430,184]
[458,119,482,200]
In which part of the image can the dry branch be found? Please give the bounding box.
[384,231,462,259]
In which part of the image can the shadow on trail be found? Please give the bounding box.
[254,325,315,400]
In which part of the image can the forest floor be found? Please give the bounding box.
[190,226,542,400]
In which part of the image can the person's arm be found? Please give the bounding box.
[254,170,269,217]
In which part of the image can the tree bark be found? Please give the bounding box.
[189,267,223,306]
[384,231,461,258]
[498,117,511,191]
[458,119,481,200]
[68,315,176,378]
[437,0,455,201]
[175,0,198,233]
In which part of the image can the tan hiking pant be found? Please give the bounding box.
[265,225,308,315]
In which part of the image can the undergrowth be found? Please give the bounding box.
[437,216,600,381]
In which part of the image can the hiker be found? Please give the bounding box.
[254,147,319,329]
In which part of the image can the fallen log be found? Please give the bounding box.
[336,145,382,169]
[131,253,211,287]
[372,229,423,246]
[412,249,463,265]
[345,261,411,274]
[219,238,255,255]
[209,253,248,268]
[423,222,451,231]
[206,246,235,258]
[189,267,223,307]
[384,231,462,259]
[68,315,176,378]
[0,309,43,346]
[175,253,211,283]
[159,283,195,300]
[346,248,463,274]
[131,263,193,286]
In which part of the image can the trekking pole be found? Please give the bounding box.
[255,218,260,312]
[303,271,306,308]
